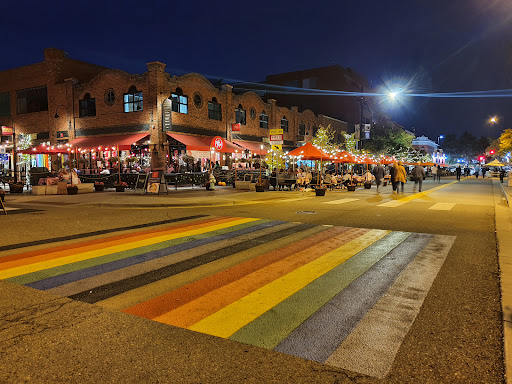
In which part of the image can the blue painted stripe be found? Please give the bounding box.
[25,220,284,290]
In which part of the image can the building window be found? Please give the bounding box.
[0,92,10,116]
[79,93,96,117]
[123,86,143,113]
[250,108,256,120]
[281,116,289,132]
[299,122,305,136]
[259,111,268,129]
[208,97,222,121]
[312,125,318,136]
[171,88,188,114]
[235,104,246,125]
[193,93,202,108]
[104,89,115,106]
[16,86,48,114]
[302,77,318,89]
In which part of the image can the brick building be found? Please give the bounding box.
[0,48,347,171]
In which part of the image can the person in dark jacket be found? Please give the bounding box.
[456,165,462,182]
[372,162,385,194]
[411,162,425,192]
[389,163,397,193]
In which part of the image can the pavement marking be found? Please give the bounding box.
[325,234,456,378]
[0,215,456,379]
[323,198,359,205]
[278,197,314,203]
[378,179,460,208]
[429,203,456,211]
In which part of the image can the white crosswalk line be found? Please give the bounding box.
[429,203,456,211]
[378,200,407,207]
[324,198,359,205]
[279,197,313,203]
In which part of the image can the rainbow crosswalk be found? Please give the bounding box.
[0,215,455,378]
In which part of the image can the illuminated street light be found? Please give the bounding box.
[489,116,498,124]
[389,91,398,100]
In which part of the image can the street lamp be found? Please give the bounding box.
[54,104,73,139]
[437,135,444,145]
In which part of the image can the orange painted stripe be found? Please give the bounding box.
[153,228,368,328]
[0,217,239,270]
[123,226,349,319]
[0,216,227,265]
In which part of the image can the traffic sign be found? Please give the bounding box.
[270,134,283,141]
[270,129,283,135]
[272,144,282,151]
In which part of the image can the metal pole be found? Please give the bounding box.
[359,85,364,151]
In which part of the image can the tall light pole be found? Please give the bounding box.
[437,135,444,145]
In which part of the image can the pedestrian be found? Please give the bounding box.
[431,164,438,182]
[500,168,506,183]
[372,161,385,194]
[475,167,479,178]
[411,162,425,192]
[481,167,486,178]
[456,165,462,182]
[389,163,397,193]
[395,161,407,194]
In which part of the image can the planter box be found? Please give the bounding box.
[95,184,105,192]
[46,185,58,195]
[255,185,265,192]
[315,188,327,196]
[77,183,94,194]
[9,184,24,193]
[115,186,125,192]
[235,181,251,190]
[32,186,47,195]
[364,183,372,189]
[67,186,78,195]
[347,185,356,191]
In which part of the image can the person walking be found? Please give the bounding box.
[456,165,462,182]
[372,161,385,194]
[389,163,397,194]
[395,161,407,194]
[431,164,438,182]
[411,162,425,192]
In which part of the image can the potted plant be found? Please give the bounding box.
[315,185,327,196]
[114,181,128,192]
[94,181,105,192]
[8,182,24,193]
[67,185,78,195]
[364,181,372,189]
[347,182,357,192]
[255,179,265,192]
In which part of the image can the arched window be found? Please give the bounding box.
[281,116,289,132]
[259,111,268,129]
[208,97,222,121]
[235,104,246,125]
[79,93,96,118]
[312,125,318,137]
[123,86,143,113]
[298,121,305,136]
[171,87,188,114]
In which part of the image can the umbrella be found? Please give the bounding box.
[421,162,435,166]
[334,151,355,163]
[485,159,505,167]
[380,156,396,165]
[288,142,332,161]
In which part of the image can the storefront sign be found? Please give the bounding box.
[231,123,241,132]
[270,134,283,142]
[211,136,225,151]
[162,99,172,131]
[1,126,13,136]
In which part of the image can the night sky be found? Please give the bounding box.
[3,0,512,140]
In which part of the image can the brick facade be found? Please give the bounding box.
[0,48,347,167]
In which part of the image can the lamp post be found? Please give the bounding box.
[54,105,73,168]
[437,135,444,145]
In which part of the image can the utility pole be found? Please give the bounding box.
[359,85,364,151]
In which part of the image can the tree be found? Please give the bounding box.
[311,124,337,153]
[499,129,512,154]
[343,133,358,154]
[364,125,413,155]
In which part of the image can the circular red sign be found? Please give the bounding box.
[211,136,225,151]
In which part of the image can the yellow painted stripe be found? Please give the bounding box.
[188,229,389,338]
[0,218,258,280]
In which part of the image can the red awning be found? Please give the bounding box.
[232,140,268,155]
[167,133,240,153]
[69,133,150,150]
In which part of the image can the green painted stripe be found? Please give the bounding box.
[229,231,411,349]
[8,219,271,285]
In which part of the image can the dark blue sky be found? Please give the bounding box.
[4,0,512,140]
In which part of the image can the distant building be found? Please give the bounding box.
[263,65,392,131]
[412,135,438,154]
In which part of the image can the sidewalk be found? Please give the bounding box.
[495,179,512,384]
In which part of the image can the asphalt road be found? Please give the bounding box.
[0,177,505,383]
